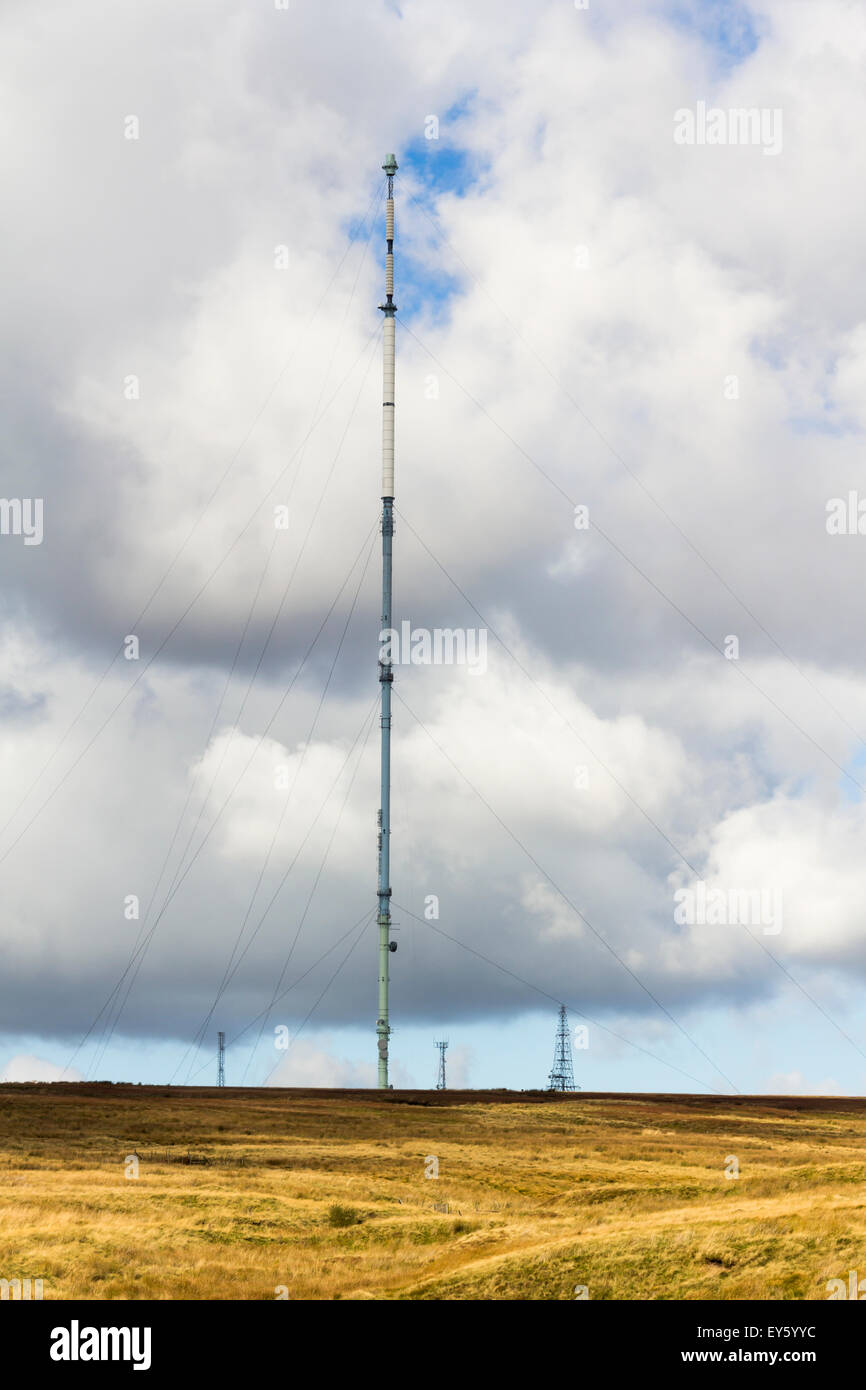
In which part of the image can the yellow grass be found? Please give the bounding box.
[1,1084,864,1300]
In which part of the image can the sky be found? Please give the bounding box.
[2,0,866,1095]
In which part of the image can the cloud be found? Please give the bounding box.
[763,1071,847,1097]
[1,0,866,1093]
[445,1045,474,1088]
[0,1055,83,1083]
[266,1039,374,1088]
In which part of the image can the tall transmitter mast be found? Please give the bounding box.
[376,154,399,1088]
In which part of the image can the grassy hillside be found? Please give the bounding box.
[0,1084,863,1300]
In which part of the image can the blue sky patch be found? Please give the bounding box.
[788,415,849,438]
[392,99,486,324]
[664,0,762,69]
[841,746,866,803]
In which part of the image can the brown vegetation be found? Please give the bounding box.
[0,1083,864,1300]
